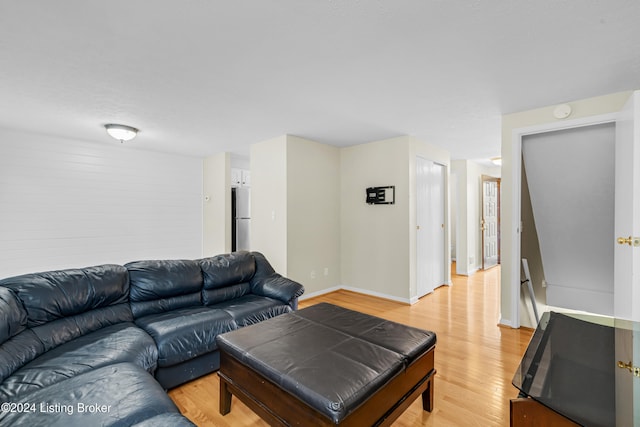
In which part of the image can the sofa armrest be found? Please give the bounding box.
[251,274,305,308]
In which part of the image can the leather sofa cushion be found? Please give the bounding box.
[0,322,158,400]
[30,303,134,353]
[0,266,136,385]
[199,251,304,306]
[0,329,43,385]
[250,273,305,305]
[129,293,201,319]
[0,286,27,345]
[135,307,236,367]
[248,252,304,304]
[248,251,276,279]
[0,363,188,427]
[199,251,256,290]
[202,282,250,305]
[0,264,130,327]
[126,259,203,318]
[0,304,134,386]
[210,294,292,327]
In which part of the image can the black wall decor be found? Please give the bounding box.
[366,186,395,205]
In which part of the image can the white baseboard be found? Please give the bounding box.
[455,266,479,277]
[498,316,517,328]
[298,285,414,305]
[298,286,342,301]
[341,286,413,304]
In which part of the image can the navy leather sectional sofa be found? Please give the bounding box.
[0,251,304,426]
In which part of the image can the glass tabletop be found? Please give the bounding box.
[512,311,639,427]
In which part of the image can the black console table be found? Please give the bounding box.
[511,311,639,427]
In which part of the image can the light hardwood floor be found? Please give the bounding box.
[168,265,533,426]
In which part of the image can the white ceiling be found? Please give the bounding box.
[1,1,639,161]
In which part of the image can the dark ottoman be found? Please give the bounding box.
[216,303,437,426]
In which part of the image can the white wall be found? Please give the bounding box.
[250,135,341,292]
[451,160,470,275]
[250,135,288,274]
[450,172,457,261]
[287,136,341,295]
[203,152,231,256]
[341,137,412,301]
[250,134,451,303]
[500,91,632,327]
[340,136,450,303]
[0,128,203,279]
[230,154,250,170]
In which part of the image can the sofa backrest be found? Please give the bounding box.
[0,286,33,384]
[126,259,203,318]
[198,251,256,305]
[0,287,27,346]
[0,264,132,382]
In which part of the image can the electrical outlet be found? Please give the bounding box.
[324,267,329,276]
[310,270,316,279]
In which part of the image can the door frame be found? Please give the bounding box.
[509,112,618,328]
[416,156,447,298]
[481,175,501,270]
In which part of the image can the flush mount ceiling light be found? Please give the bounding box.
[105,124,138,143]
[491,157,502,166]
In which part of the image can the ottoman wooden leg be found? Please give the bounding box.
[421,376,434,412]
[219,376,232,415]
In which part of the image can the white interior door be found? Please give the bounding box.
[613,90,640,425]
[482,176,500,270]
[417,157,445,297]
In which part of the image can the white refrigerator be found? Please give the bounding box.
[232,187,250,251]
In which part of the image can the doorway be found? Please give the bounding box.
[522,123,615,315]
[416,156,446,297]
[481,176,501,270]
[509,99,639,327]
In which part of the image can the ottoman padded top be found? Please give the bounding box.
[216,303,436,423]
[295,302,436,364]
